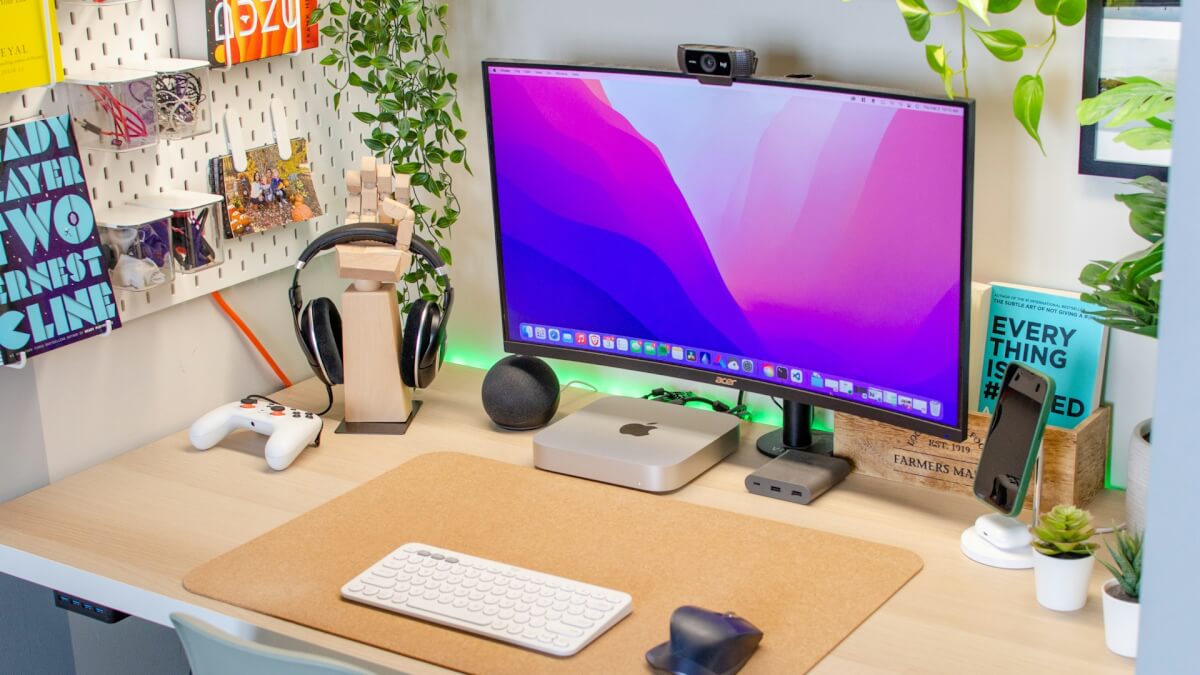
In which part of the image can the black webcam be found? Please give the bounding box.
[677,44,758,85]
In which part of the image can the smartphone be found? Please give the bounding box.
[973,363,1056,516]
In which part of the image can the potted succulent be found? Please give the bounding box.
[1032,504,1098,611]
[1100,528,1143,658]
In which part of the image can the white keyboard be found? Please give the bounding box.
[341,543,632,656]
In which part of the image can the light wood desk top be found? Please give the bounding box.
[0,364,1133,673]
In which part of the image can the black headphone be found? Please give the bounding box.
[288,223,454,391]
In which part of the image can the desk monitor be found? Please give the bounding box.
[482,60,974,488]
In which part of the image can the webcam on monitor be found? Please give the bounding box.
[676,44,757,85]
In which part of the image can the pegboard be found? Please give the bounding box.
[0,0,365,322]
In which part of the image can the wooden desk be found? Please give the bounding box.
[0,364,1133,673]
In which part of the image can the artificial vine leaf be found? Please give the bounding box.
[925,45,956,98]
[1034,0,1084,25]
[897,0,932,42]
[1056,0,1085,26]
[958,0,990,24]
[972,28,1026,62]
[1013,74,1045,153]
[988,0,1022,13]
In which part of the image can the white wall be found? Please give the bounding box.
[0,1,1162,671]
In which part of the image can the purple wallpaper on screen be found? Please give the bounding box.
[487,67,967,423]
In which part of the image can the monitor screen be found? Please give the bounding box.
[483,62,972,438]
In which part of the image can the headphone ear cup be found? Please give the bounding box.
[401,300,439,389]
[304,298,344,385]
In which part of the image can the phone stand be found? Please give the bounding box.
[960,443,1044,569]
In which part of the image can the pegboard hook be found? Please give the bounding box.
[270,98,292,161]
[4,352,28,370]
[223,110,249,172]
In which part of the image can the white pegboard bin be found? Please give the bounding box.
[1,0,369,323]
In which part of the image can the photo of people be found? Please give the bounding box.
[212,139,323,238]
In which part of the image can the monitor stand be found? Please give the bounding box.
[744,399,851,505]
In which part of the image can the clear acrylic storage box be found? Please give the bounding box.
[64,68,159,152]
[143,58,212,140]
[95,205,175,291]
[133,191,225,273]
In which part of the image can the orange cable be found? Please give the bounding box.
[211,291,293,388]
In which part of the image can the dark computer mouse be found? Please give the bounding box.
[645,605,764,675]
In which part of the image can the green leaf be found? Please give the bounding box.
[438,246,453,265]
[1114,126,1173,151]
[1034,0,1059,15]
[1013,74,1045,153]
[988,0,1022,13]
[972,28,1026,62]
[432,93,454,109]
[925,45,956,99]
[352,111,377,123]
[319,53,338,66]
[1056,0,1085,26]
[328,2,346,16]
[896,0,932,42]
[320,24,339,38]
[958,0,990,24]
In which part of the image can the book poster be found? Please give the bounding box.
[977,285,1105,429]
[0,114,120,365]
[210,138,322,238]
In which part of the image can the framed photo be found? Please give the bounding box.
[1079,0,1180,180]
[211,139,324,238]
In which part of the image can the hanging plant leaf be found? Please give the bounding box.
[958,0,990,24]
[897,0,932,42]
[1013,74,1045,152]
[926,44,956,98]
[972,28,1026,61]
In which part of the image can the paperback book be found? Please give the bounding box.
[977,283,1108,429]
[174,0,320,68]
[0,115,121,365]
[0,0,65,94]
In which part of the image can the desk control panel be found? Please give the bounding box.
[341,543,632,657]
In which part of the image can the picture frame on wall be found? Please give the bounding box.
[1079,0,1181,180]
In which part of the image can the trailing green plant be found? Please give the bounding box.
[1100,528,1143,601]
[310,0,468,311]
[884,0,1086,152]
[1032,504,1098,558]
[1076,77,1174,338]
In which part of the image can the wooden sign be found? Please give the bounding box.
[834,406,1110,510]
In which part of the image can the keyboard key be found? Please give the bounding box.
[562,615,594,630]
[406,597,488,626]
[546,622,583,637]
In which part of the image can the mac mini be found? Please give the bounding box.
[533,396,740,493]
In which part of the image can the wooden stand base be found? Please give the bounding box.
[335,401,422,436]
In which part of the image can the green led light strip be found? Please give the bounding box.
[444,347,837,431]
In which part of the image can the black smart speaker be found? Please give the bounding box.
[481,355,561,430]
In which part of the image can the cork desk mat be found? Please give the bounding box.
[184,452,923,673]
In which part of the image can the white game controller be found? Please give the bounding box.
[189,398,323,470]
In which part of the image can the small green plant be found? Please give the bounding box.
[1033,504,1098,558]
[1076,77,1174,338]
[1100,528,1143,601]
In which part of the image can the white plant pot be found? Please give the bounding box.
[1033,551,1094,611]
[1102,580,1140,658]
[1126,419,1152,534]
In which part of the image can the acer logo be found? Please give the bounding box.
[714,376,738,386]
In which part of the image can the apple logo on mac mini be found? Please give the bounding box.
[619,422,658,437]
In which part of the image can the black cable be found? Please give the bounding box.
[642,387,750,420]
[248,391,329,446]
